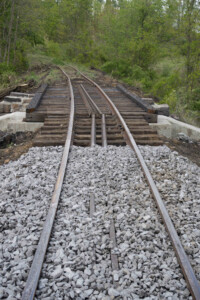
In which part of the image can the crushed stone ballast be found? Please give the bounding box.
[0,145,200,299]
[1,67,200,300]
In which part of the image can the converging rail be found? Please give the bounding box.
[22,69,74,300]
[21,67,200,299]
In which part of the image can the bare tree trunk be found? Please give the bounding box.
[3,44,7,62]
[0,0,7,62]
[7,0,15,65]
[13,14,19,64]
[185,0,196,95]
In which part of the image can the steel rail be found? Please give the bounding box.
[22,68,75,300]
[70,66,200,300]
[91,113,96,147]
[101,114,107,148]
[80,84,102,115]
[77,85,92,116]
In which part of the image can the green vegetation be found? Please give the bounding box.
[0,0,200,125]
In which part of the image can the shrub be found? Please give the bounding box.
[161,89,178,112]
[52,57,64,65]
[151,72,181,99]
[45,40,62,58]
[0,63,14,74]
[0,63,16,84]
[14,50,29,72]
[0,70,16,84]
[190,87,200,111]
[192,100,200,111]
[102,59,132,78]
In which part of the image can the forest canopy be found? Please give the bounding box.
[0,0,200,123]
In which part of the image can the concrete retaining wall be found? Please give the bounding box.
[150,115,200,141]
[0,112,43,133]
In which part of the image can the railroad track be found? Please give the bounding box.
[21,68,200,299]
[26,66,162,147]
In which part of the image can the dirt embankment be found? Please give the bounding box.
[0,132,35,166]
[162,137,200,167]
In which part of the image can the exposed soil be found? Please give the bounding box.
[162,137,200,167]
[0,131,35,166]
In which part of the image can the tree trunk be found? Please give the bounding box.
[185,0,196,94]
[13,14,19,64]
[7,0,15,66]
[0,0,7,62]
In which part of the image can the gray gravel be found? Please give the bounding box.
[0,145,199,299]
[0,146,63,299]
[35,145,198,299]
[139,145,200,283]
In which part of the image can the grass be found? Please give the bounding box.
[27,52,56,68]
[67,62,97,79]
[153,55,185,77]
[0,72,22,90]
[27,52,97,83]
[24,71,41,84]
[45,69,63,84]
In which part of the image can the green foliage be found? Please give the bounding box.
[0,63,16,85]
[0,70,16,84]
[25,71,39,83]
[192,100,200,111]
[102,60,132,78]
[161,90,178,112]
[190,88,200,111]
[151,72,181,99]
[25,30,44,47]
[52,57,65,65]
[0,0,199,124]
[14,50,29,72]
[132,66,156,88]
[0,63,14,75]
[129,37,158,69]
[44,40,62,58]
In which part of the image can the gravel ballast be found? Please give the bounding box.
[0,146,63,299]
[0,145,199,299]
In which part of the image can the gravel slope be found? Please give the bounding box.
[0,145,199,299]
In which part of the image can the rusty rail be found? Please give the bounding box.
[77,85,92,116]
[102,114,107,148]
[91,113,96,147]
[80,84,102,115]
[22,68,75,300]
[70,66,200,300]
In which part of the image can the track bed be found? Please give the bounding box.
[2,67,199,300]
[26,70,162,147]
